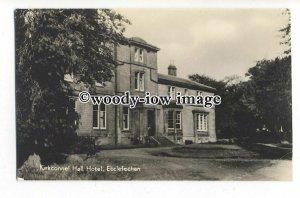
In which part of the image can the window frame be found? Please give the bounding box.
[167,111,182,130]
[175,111,182,129]
[139,48,144,63]
[99,103,106,129]
[167,111,174,129]
[134,71,145,91]
[196,91,203,96]
[184,89,189,96]
[196,113,208,132]
[93,105,100,129]
[169,86,176,99]
[123,106,130,130]
[92,104,106,130]
[134,48,144,63]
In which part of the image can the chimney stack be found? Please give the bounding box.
[168,64,177,76]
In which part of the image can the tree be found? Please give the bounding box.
[242,9,292,141]
[15,9,130,164]
[189,74,259,138]
[188,9,292,142]
[279,9,291,56]
[189,74,226,92]
[246,57,292,140]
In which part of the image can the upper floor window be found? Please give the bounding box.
[184,89,189,95]
[196,91,203,96]
[168,86,176,99]
[134,48,144,63]
[134,72,144,91]
[196,113,208,131]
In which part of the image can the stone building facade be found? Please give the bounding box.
[71,37,217,146]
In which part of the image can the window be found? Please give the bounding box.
[66,99,75,115]
[139,49,143,62]
[175,111,182,129]
[123,107,129,130]
[139,73,144,91]
[93,105,99,129]
[93,104,106,129]
[134,72,144,91]
[66,99,77,126]
[99,103,106,129]
[184,89,189,95]
[168,111,181,129]
[196,113,208,131]
[168,86,176,99]
[167,111,174,129]
[134,48,143,63]
[196,91,203,96]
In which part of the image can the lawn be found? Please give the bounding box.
[17,144,292,180]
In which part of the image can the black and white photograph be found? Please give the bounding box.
[14,8,293,181]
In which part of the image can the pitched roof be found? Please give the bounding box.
[157,73,216,92]
[128,37,160,52]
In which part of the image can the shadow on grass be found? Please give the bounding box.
[149,143,292,160]
[238,143,292,160]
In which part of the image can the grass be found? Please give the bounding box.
[238,142,292,159]
[17,143,292,180]
[149,144,260,159]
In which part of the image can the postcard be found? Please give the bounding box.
[15,8,292,181]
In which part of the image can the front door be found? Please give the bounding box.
[147,110,155,136]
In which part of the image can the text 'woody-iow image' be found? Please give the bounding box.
[16,9,292,180]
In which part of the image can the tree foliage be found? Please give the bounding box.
[189,10,292,142]
[246,57,292,138]
[279,9,291,56]
[188,74,258,138]
[16,9,130,163]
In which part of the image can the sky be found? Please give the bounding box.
[116,9,289,80]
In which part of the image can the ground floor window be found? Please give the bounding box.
[66,99,76,116]
[93,104,106,129]
[123,106,129,130]
[196,113,208,131]
[168,110,182,129]
[175,111,182,129]
[66,98,77,126]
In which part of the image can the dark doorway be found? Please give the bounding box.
[147,110,155,136]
